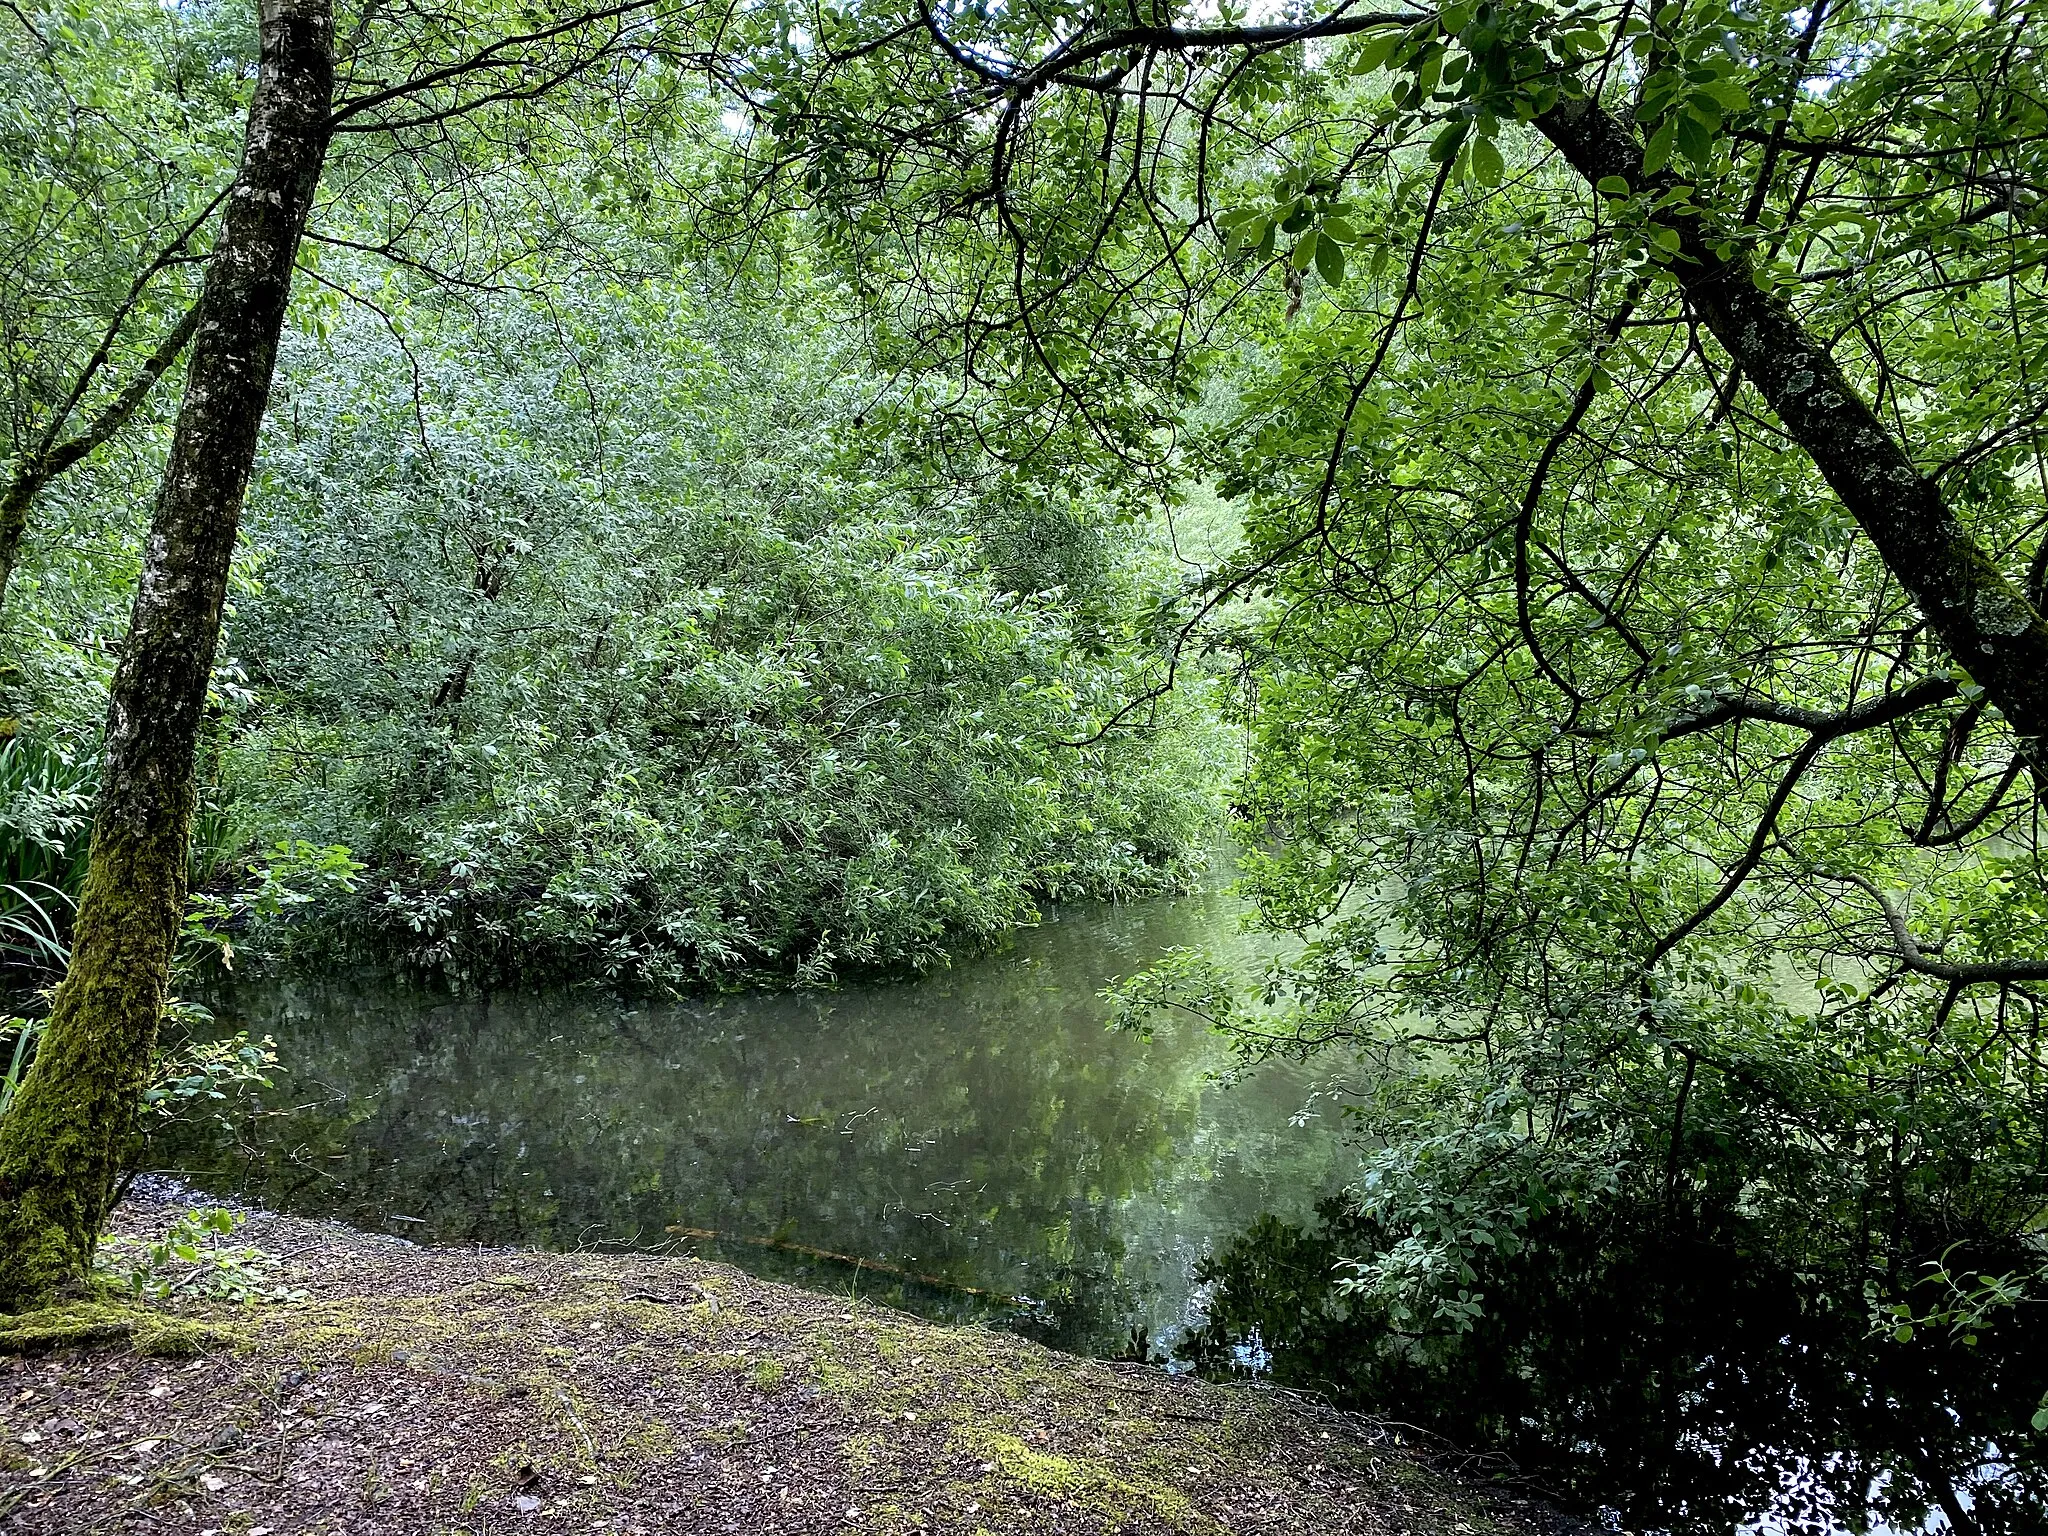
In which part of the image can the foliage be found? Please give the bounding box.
[212,262,1218,988]
[1,1004,279,1165]
[1185,1196,2048,1533]
[1168,55,2048,1468]
[139,1020,279,1131]
[722,0,2048,1521]
[0,0,246,475]
[0,732,94,976]
[5,0,2044,1517]
[0,0,1220,996]
[180,841,362,976]
[0,1017,37,1121]
[94,1206,304,1305]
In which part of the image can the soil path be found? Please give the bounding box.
[1,1191,1562,1535]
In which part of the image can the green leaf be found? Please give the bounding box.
[1315,235,1346,288]
[1808,207,1877,234]
[1429,118,1471,164]
[1349,31,1404,75]
[1673,110,1716,169]
[1597,175,1633,198]
[1415,45,1445,97]
[1291,230,1320,273]
[1697,78,1751,112]
[1642,119,1676,175]
[1469,136,1505,186]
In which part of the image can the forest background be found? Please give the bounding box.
[2,0,2048,1528]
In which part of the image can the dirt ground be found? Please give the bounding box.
[0,1188,1568,1535]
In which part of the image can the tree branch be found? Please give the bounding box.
[1662,676,1959,745]
[1833,873,2048,983]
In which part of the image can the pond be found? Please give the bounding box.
[166,874,1345,1360]
[157,873,2045,1536]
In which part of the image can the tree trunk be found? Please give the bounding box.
[0,0,333,1307]
[0,476,38,617]
[1536,96,2048,775]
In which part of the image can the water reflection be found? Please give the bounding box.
[1185,1205,2046,1535]
[155,876,2042,1535]
[166,882,1344,1355]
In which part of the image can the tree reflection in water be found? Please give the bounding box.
[165,880,1340,1358]
[1186,1203,2045,1535]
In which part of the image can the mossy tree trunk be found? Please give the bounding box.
[0,0,333,1309]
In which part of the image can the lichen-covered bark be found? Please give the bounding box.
[1536,96,2048,777]
[0,0,333,1308]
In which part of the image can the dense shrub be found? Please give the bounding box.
[214,272,1218,986]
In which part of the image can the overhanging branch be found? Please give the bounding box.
[1832,873,2048,983]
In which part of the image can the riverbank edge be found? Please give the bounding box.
[0,1189,1573,1535]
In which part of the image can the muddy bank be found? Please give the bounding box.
[0,1191,1565,1534]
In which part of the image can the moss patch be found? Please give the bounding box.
[0,1298,242,1358]
[955,1425,1203,1529]
[0,1300,145,1354]
[0,1193,1557,1535]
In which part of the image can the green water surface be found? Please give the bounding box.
[169,878,1344,1357]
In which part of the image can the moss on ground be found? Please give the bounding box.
[0,1301,142,1354]
[0,1299,242,1357]
[951,1425,1202,1529]
[0,1199,1561,1535]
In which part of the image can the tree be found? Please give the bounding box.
[0,0,251,610]
[0,0,335,1304]
[724,0,2048,768]
[732,1,2048,1513]
[0,0,723,1303]
[222,259,1217,988]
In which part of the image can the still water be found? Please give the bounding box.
[160,875,2043,1535]
[169,878,1343,1357]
